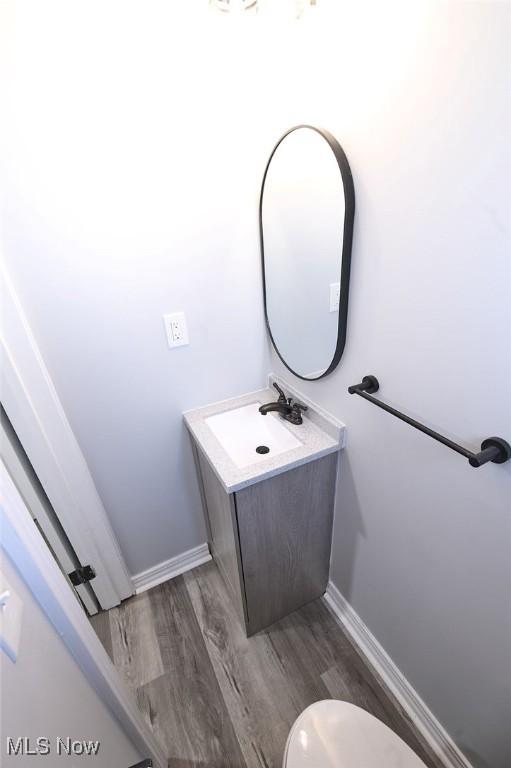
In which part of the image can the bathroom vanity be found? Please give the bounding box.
[184,379,345,635]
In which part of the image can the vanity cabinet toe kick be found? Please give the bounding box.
[192,443,338,637]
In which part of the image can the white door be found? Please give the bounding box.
[1,460,165,768]
[1,268,133,609]
[0,408,99,615]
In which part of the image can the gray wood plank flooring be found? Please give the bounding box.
[90,607,114,661]
[142,578,244,767]
[91,561,444,768]
[110,590,165,689]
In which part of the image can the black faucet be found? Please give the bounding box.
[259,383,308,425]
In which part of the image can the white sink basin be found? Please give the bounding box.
[205,402,302,469]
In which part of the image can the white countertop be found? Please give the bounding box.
[183,382,345,493]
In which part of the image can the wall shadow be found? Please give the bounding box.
[330,449,366,603]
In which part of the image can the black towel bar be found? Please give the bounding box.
[348,376,511,468]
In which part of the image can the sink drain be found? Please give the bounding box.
[256,445,270,454]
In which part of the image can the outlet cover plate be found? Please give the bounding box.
[163,312,189,348]
[329,282,340,312]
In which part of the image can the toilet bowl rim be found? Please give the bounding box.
[283,699,356,767]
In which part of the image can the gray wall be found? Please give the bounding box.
[1,1,270,575]
[2,4,510,765]
[269,3,511,768]
[0,553,141,767]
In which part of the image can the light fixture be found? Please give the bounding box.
[212,0,258,12]
[210,0,317,18]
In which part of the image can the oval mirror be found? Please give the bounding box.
[259,125,355,380]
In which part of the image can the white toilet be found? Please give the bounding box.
[283,700,428,768]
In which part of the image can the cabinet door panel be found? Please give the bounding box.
[235,454,337,634]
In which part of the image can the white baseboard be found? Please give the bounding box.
[324,582,473,768]
[133,543,211,594]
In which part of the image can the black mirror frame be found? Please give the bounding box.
[259,124,355,381]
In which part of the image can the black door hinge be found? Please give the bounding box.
[68,564,96,586]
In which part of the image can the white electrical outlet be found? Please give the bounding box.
[163,312,189,348]
[329,282,340,312]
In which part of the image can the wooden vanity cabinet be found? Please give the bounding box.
[194,446,338,636]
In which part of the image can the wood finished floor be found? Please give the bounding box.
[91,561,443,768]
